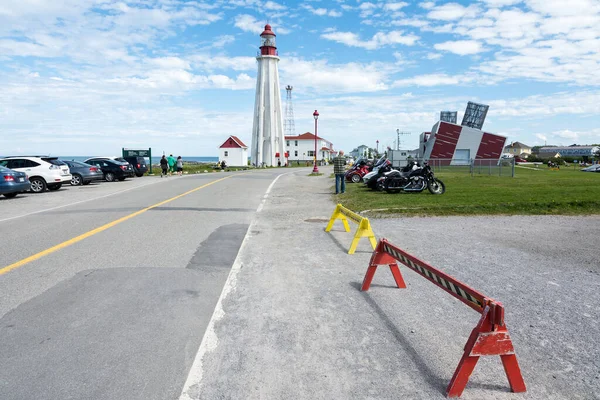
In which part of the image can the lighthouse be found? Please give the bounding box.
[251,24,285,167]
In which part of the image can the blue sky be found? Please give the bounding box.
[1,0,599,156]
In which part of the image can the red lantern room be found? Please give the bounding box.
[259,24,277,56]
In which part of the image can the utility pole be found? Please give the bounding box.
[396,129,411,150]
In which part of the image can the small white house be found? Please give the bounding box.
[219,136,248,166]
[284,132,335,163]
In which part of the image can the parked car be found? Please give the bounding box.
[84,158,135,181]
[122,156,148,177]
[0,156,71,193]
[62,160,105,185]
[514,157,527,163]
[581,164,600,173]
[0,166,30,198]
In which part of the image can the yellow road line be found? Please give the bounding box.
[0,175,235,276]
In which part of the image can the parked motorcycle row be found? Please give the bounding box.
[344,156,446,195]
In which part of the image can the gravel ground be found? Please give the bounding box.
[192,166,600,400]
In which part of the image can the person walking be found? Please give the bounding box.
[167,154,176,175]
[333,150,346,194]
[160,155,169,177]
[176,156,183,176]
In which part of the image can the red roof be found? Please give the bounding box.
[219,135,248,149]
[284,132,325,141]
[260,24,276,37]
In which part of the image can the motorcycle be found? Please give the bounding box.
[345,157,372,183]
[364,159,395,190]
[383,162,445,194]
[375,161,420,191]
[361,156,388,185]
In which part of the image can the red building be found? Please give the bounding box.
[419,121,506,166]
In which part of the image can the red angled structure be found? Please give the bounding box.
[362,239,526,398]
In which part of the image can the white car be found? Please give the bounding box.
[0,156,72,193]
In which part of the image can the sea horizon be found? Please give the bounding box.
[63,156,220,163]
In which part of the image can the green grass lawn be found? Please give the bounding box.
[337,167,600,216]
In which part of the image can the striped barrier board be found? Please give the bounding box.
[361,238,525,397]
[325,204,376,254]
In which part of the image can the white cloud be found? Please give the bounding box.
[419,2,436,10]
[263,1,286,11]
[384,2,409,12]
[322,30,419,49]
[150,57,191,70]
[427,3,480,21]
[426,52,443,60]
[393,73,464,87]
[211,35,236,48]
[280,58,392,93]
[526,0,600,17]
[434,40,484,55]
[190,55,257,72]
[234,14,263,34]
[478,0,523,6]
[302,5,343,17]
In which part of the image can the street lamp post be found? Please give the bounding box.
[313,110,319,173]
[376,140,379,155]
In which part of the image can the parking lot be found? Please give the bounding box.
[0,174,166,222]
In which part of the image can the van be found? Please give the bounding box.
[123,156,149,177]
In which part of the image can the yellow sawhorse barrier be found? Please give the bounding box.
[325,204,377,254]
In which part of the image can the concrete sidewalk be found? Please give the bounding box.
[189,167,600,400]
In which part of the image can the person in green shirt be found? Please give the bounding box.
[167,154,176,175]
[333,150,346,194]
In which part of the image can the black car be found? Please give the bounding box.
[84,158,135,182]
[62,160,105,186]
[123,156,149,177]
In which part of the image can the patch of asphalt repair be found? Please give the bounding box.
[186,223,250,272]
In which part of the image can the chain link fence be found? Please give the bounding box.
[420,158,516,177]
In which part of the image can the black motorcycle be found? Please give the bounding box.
[376,161,420,191]
[364,159,395,190]
[384,162,445,194]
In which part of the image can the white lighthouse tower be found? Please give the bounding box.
[251,24,285,167]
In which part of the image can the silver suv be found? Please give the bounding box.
[0,156,72,192]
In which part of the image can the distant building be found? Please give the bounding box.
[349,145,369,159]
[418,121,506,165]
[285,132,335,162]
[504,142,532,158]
[538,146,599,159]
[219,136,248,166]
[388,149,419,168]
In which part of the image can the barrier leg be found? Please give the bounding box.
[389,264,406,289]
[326,205,351,232]
[501,354,527,393]
[446,306,525,397]
[348,235,361,254]
[361,265,378,291]
[362,265,405,291]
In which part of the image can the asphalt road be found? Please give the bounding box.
[0,170,281,400]
[2,167,599,400]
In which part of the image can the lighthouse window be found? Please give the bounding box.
[307,151,314,157]
[294,140,298,146]
[224,151,229,156]
[286,140,290,146]
[294,151,298,157]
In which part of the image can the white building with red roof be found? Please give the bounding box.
[219,136,248,166]
[285,132,335,163]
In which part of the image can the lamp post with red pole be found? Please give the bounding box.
[313,110,320,173]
